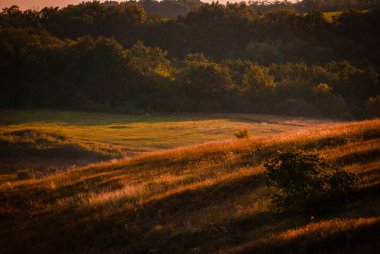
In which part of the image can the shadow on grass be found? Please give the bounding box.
[139,173,266,215]
[1,180,380,254]
[225,217,380,254]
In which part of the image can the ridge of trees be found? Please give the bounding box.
[1,1,379,118]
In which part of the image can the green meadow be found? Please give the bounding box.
[0,110,313,153]
[0,110,324,181]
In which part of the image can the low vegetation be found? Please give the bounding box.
[234,128,249,139]
[225,217,380,254]
[265,150,358,214]
[0,128,120,181]
[0,119,379,253]
[0,110,307,152]
[0,129,117,158]
[0,110,312,181]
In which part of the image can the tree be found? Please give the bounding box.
[176,57,237,111]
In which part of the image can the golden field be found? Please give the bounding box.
[0,115,379,253]
[0,110,320,181]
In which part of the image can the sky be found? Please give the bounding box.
[0,0,88,10]
[0,0,286,10]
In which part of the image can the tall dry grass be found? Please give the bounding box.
[223,217,380,254]
[0,119,379,253]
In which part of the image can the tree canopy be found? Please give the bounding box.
[0,1,379,118]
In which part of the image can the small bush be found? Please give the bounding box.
[16,169,36,180]
[366,96,380,118]
[235,129,249,139]
[264,150,358,214]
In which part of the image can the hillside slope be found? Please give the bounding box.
[0,119,379,253]
[0,129,121,181]
[0,110,320,181]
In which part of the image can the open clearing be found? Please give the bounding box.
[1,110,329,181]
[0,110,326,153]
[0,110,333,181]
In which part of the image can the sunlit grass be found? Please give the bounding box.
[0,110,322,181]
[0,110,322,154]
[322,11,342,22]
[224,217,380,254]
[0,118,379,253]
[0,110,326,181]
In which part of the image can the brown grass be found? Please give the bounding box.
[0,119,379,253]
[223,217,380,254]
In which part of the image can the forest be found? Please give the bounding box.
[1,0,380,118]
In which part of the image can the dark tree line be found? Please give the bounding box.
[250,0,380,13]
[0,1,379,118]
[140,0,202,18]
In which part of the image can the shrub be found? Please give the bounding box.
[17,169,36,180]
[235,128,249,138]
[264,150,358,214]
[366,96,380,118]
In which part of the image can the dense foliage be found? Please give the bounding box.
[1,1,379,118]
[264,150,358,213]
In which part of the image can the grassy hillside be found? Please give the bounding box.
[0,119,379,253]
[0,129,120,181]
[0,110,322,181]
[1,110,318,152]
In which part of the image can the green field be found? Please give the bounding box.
[0,110,328,181]
[322,10,368,22]
[0,110,319,153]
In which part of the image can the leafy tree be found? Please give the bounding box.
[246,41,283,65]
[126,41,171,78]
[0,1,380,117]
[176,57,236,111]
[125,41,174,110]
